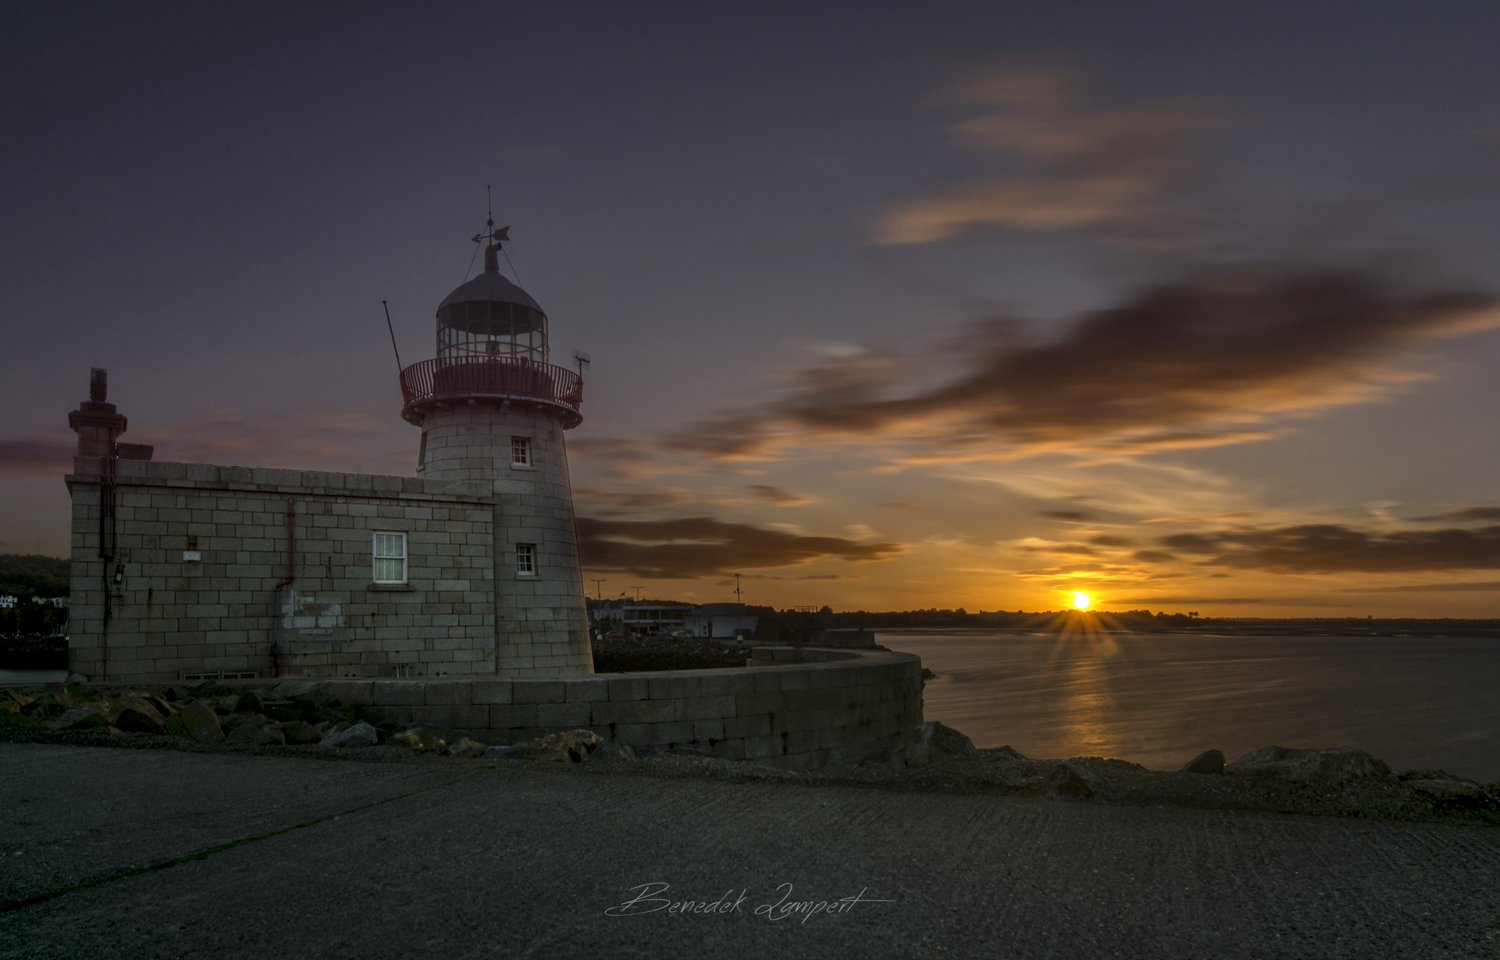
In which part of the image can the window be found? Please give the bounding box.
[511,436,531,467]
[515,542,536,575]
[373,532,407,583]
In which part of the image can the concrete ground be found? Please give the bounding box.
[2,743,1498,960]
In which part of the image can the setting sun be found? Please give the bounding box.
[1072,592,1091,610]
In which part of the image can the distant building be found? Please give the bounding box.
[65,221,594,683]
[593,602,757,640]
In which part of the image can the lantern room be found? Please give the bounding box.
[435,272,548,364]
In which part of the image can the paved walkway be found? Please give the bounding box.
[2,743,1498,959]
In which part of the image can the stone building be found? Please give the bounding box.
[65,222,593,684]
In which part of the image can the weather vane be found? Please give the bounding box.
[473,184,511,273]
[472,184,510,247]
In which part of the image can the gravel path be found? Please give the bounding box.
[3,743,1498,959]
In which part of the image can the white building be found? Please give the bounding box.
[594,602,757,640]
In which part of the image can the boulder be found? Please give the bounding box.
[220,714,258,734]
[390,726,449,752]
[227,722,286,746]
[1047,761,1096,799]
[447,737,489,758]
[906,721,976,767]
[164,701,225,743]
[483,744,532,760]
[1180,749,1226,775]
[979,745,1028,762]
[21,702,66,721]
[147,694,177,718]
[525,729,604,763]
[264,702,305,723]
[1406,778,1482,801]
[3,689,35,707]
[321,721,378,748]
[586,743,639,762]
[272,680,320,699]
[53,706,109,730]
[0,700,17,714]
[234,691,265,715]
[279,720,323,744]
[829,735,892,768]
[114,708,165,734]
[1227,745,1392,782]
[110,694,165,725]
[289,689,342,709]
[1227,745,1309,774]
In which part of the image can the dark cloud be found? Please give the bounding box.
[747,484,815,505]
[1132,550,1177,563]
[1342,581,1500,593]
[1044,543,1098,556]
[1089,535,1133,547]
[577,516,903,580]
[1162,523,1500,573]
[663,270,1497,462]
[1114,596,1266,605]
[573,486,701,510]
[1413,506,1500,522]
[0,438,75,475]
[567,437,666,478]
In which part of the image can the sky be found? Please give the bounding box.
[5,1,1500,616]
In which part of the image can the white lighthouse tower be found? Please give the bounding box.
[398,218,593,676]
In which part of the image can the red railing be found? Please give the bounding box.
[399,357,583,414]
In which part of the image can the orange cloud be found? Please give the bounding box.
[876,65,1206,244]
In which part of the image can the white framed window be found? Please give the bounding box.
[373,532,407,583]
[511,436,531,467]
[515,542,536,575]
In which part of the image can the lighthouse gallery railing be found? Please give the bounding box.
[399,357,583,412]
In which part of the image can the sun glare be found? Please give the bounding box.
[1072,592,1091,610]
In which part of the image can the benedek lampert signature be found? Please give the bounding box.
[605,882,894,923]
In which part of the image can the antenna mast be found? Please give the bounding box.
[382,301,403,373]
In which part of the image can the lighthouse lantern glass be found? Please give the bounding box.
[437,300,549,364]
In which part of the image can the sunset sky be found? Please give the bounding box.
[6,3,1500,615]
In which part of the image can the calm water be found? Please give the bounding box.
[885,631,1500,784]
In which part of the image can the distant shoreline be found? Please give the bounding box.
[871,619,1500,638]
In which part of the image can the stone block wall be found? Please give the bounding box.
[417,405,591,678]
[286,647,925,771]
[67,458,496,684]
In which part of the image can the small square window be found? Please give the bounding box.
[515,542,536,575]
[373,532,407,583]
[511,436,531,467]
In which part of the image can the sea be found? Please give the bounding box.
[883,631,1500,784]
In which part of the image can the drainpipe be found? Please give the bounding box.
[269,499,294,678]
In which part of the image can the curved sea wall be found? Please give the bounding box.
[278,647,923,771]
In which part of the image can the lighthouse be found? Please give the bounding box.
[398,219,593,676]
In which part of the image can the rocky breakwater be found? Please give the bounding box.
[2,684,658,765]
[0,682,378,748]
[872,725,1500,822]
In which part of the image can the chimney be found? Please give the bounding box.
[68,367,129,460]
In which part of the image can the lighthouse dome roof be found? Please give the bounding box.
[436,271,545,316]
